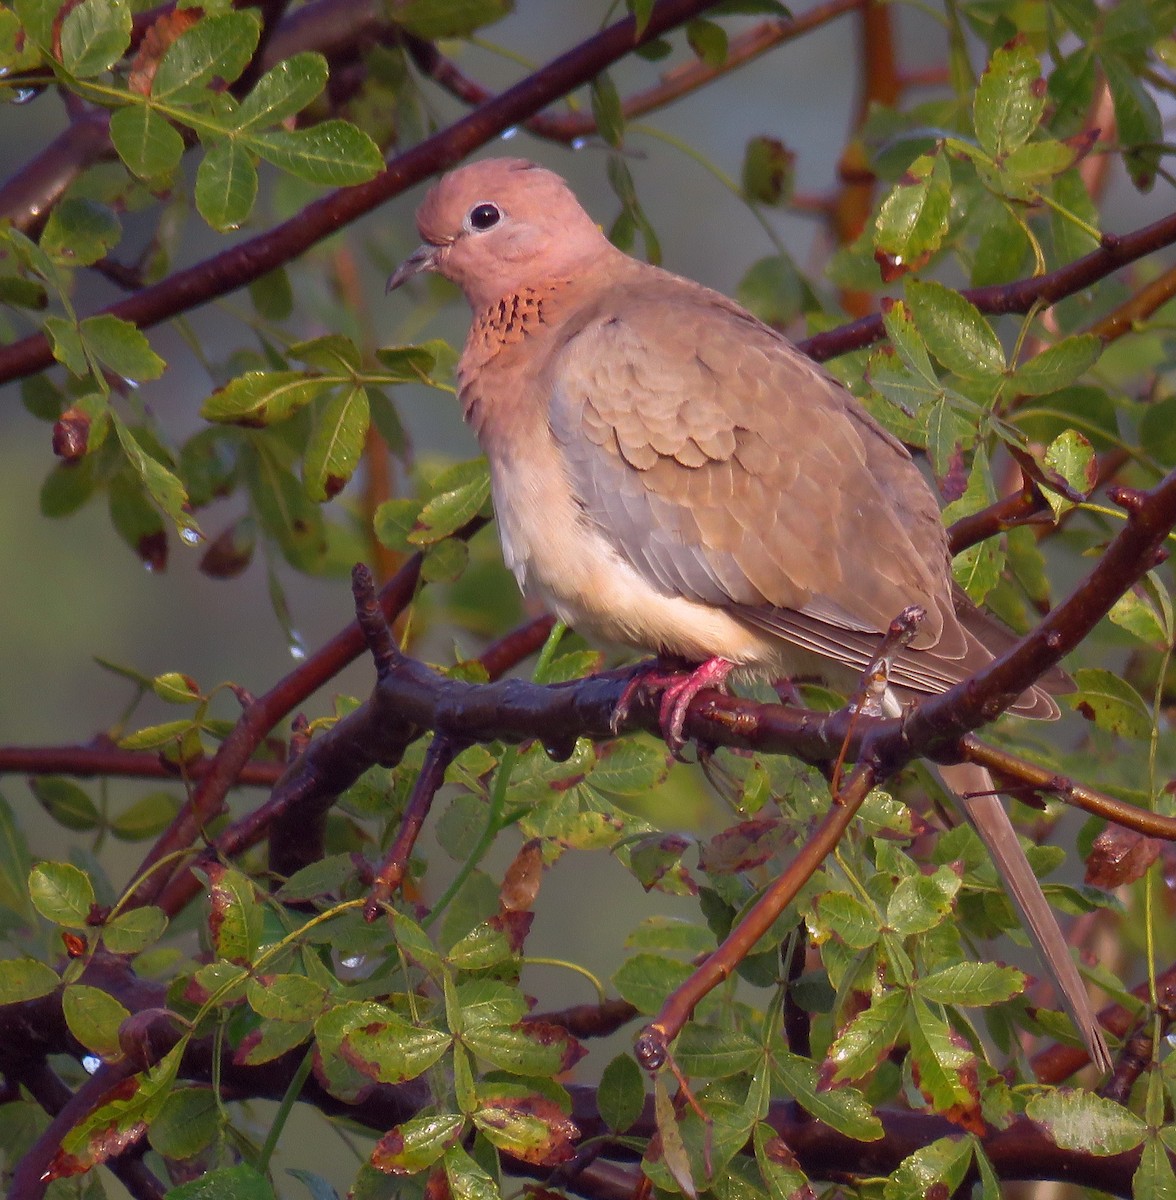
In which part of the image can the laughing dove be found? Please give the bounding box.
[388,157,1110,1072]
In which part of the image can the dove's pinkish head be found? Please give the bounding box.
[388,158,612,310]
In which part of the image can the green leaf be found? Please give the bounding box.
[944,448,1001,603]
[754,1122,811,1200]
[202,371,332,425]
[118,719,194,750]
[0,957,60,1003]
[997,138,1083,197]
[591,72,624,147]
[11,0,54,52]
[686,17,727,67]
[247,973,326,1022]
[1141,396,1176,465]
[245,120,384,186]
[446,920,513,970]
[40,198,121,267]
[613,953,694,1014]
[598,1053,645,1133]
[873,148,951,279]
[826,990,907,1081]
[462,1022,579,1076]
[340,1013,451,1083]
[906,280,1005,377]
[235,51,328,131]
[886,865,961,937]
[276,853,355,901]
[735,254,803,327]
[456,979,528,1030]
[741,135,794,206]
[973,37,1045,157]
[387,0,511,39]
[908,998,976,1113]
[882,297,937,383]
[59,0,130,76]
[1025,1087,1146,1153]
[672,1024,762,1078]
[443,1144,501,1200]
[375,339,457,384]
[166,1165,276,1200]
[470,1085,577,1163]
[422,536,469,583]
[1010,335,1101,395]
[815,891,878,949]
[44,315,88,376]
[971,203,1031,286]
[290,334,362,372]
[772,1050,883,1141]
[148,1087,219,1159]
[919,961,1024,1007]
[110,104,185,181]
[411,458,491,544]
[62,983,129,1058]
[304,385,369,501]
[202,863,263,964]
[588,737,671,797]
[1108,588,1168,646]
[151,10,260,101]
[110,792,180,840]
[29,861,95,926]
[195,138,258,231]
[113,416,198,540]
[30,777,101,831]
[883,1135,975,1200]
[1102,55,1162,190]
[1066,668,1153,740]
[102,905,168,954]
[1043,429,1097,517]
[0,792,33,920]
[80,314,164,381]
[371,1112,465,1175]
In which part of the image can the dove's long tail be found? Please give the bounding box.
[937,760,1112,1074]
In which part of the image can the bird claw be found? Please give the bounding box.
[612,657,735,759]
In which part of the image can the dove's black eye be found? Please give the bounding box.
[467,202,502,231]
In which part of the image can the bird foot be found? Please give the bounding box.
[613,656,735,759]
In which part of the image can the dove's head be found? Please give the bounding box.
[388,158,612,309]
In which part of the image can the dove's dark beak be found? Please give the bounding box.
[386,243,441,292]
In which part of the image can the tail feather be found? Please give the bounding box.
[937,761,1112,1073]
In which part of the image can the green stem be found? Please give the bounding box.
[256,1046,315,1175]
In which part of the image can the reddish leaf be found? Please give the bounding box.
[475,1092,579,1165]
[53,408,91,461]
[1086,827,1160,888]
[699,818,793,874]
[515,1019,588,1073]
[500,839,545,912]
[128,8,202,95]
[490,909,533,955]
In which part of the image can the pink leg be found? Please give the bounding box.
[658,658,735,754]
[613,656,735,758]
